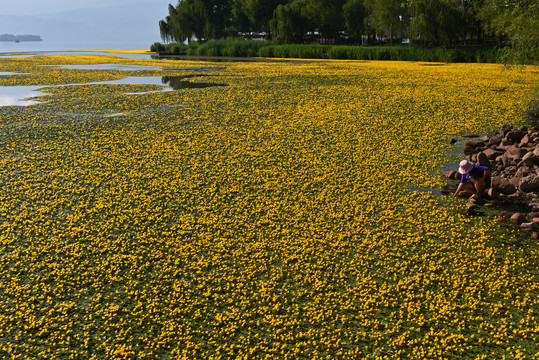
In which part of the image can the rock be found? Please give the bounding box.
[483,148,502,160]
[521,222,534,230]
[509,176,521,187]
[499,124,513,137]
[529,203,539,211]
[480,135,490,142]
[532,217,539,225]
[529,212,539,218]
[489,135,501,146]
[515,166,531,178]
[466,202,477,210]
[477,152,490,167]
[443,170,458,179]
[492,176,517,194]
[510,212,527,224]
[504,130,527,143]
[462,133,480,138]
[441,184,458,194]
[487,187,500,199]
[505,146,528,157]
[458,190,474,198]
[450,138,457,144]
[517,158,535,168]
[532,232,538,239]
[520,134,531,146]
[502,147,527,166]
[519,175,539,192]
[518,126,528,132]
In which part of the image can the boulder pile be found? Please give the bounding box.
[443,123,539,234]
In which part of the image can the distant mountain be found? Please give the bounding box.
[0,34,43,42]
[0,2,167,43]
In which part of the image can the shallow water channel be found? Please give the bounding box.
[0,65,226,106]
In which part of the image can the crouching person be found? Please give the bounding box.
[453,160,491,200]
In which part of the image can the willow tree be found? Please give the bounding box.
[479,0,538,64]
[343,0,367,44]
[158,0,232,43]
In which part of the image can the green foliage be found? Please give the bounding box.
[479,0,539,64]
[166,43,189,55]
[150,42,166,52]
[261,45,504,63]
[177,39,270,57]
[270,1,313,45]
[156,0,536,64]
[364,0,406,44]
[343,0,367,42]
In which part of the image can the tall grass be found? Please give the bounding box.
[151,40,505,63]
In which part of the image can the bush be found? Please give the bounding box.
[167,43,188,55]
[150,42,166,52]
[153,40,505,63]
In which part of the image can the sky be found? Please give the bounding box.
[1,0,177,46]
[3,0,173,16]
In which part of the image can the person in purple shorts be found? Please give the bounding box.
[453,159,491,199]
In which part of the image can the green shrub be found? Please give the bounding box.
[167,43,188,55]
[154,39,504,63]
[150,42,166,52]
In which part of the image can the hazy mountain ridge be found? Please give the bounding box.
[0,2,166,43]
[0,34,43,41]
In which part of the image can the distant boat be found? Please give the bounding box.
[15,40,20,43]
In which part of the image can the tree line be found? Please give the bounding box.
[159,0,537,63]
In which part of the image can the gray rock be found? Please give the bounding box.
[521,222,534,229]
[462,133,480,138]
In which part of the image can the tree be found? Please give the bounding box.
[409,0,464,47]
[234,0,291,34]
[343,0,367,44]
[270,0,313,44]
[479,0,538,63]
[303,0,347,42]
[364,0,406,45]
[158,0,233,43]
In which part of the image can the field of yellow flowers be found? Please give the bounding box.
[0,53,538,359]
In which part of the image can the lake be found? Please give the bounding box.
[0,40,155,59]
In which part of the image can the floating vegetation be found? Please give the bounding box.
[0,54,537,359]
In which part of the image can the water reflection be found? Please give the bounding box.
[0,86,44,106]
[162,76,227,90]
[0,75,227,106]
